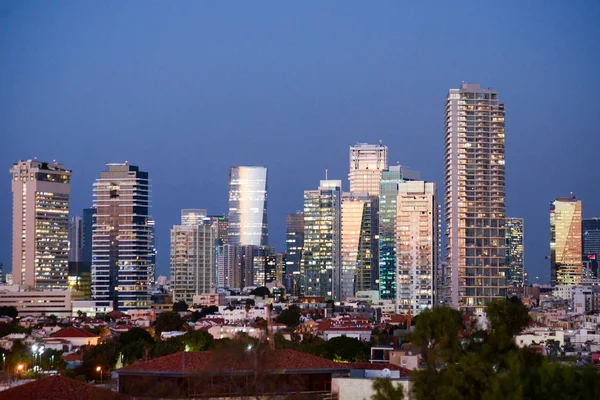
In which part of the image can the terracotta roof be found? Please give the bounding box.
[51,327,99,339]
[61,352,83,362]
[119,349,344,374]
[0,375,130,400]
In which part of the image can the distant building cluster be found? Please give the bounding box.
[4,82,598,319]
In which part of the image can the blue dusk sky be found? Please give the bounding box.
[1,1,599,283]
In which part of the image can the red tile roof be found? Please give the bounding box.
[119,349,344,374]
[0,375,130,400]
[51,327,99,339]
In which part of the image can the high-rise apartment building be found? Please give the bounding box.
[81,207,95,264]
[301,180,342,299]
[395,181,438,315]
[340,192,377,300]
[550,197,582,286]
[11,160,71,290]
[91,163,152,310]
[445,83,507,311]
[349,143,388,195]
[285,212,304,295]
[582,218,600,281]
[228,166,268,246]
[378,166,421,300]
[216,243,240,289]
[505,218,525,287]
[170,209,215,304]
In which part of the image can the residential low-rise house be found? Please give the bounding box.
[0,333,34,350]
[515,329,565,348]
[50,327,100,348]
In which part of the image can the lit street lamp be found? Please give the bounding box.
[96,366,102,384]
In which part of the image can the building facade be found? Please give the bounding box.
[505,218,525,287]
[582,218,600,281]
[340,192,377,300]
[348,143,388,196]
[301,180,342,299]
[445,83,507,311]
[170,210,216,304]
[550,197,582,286]
[395,181,438,315]
[91,163,152,310]
[285,212,304,295]
[68,217,83,263]
[11,160,71,290]
[227,166,268,246]
[378,166,421,300]
[216,243,240,289]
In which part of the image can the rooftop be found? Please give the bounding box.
[0,375,130,400]
[51,327,99,339]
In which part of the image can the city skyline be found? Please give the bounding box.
[2,2,600,284]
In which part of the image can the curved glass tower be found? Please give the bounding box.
[227,166,268,246]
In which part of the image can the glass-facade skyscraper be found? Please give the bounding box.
[227,166,268,246]
[91,163,152,310]
[505,218,524,287]
[550,197,582,286]
[285,212,304,295]
[301,180,342,299]
[11,160,71,290]
[445,83,507,311]
[378,166,421,300]
[582,218,600,281]
[349,143,388,195]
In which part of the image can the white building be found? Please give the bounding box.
[348,143,388,196]
[395,181,438,315]
[0,287,75,317]
[515,329,565,348]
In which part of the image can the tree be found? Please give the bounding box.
[198,305,219,319]
[151,337,185,358]
[173,300,189,312]
[276,305,301,328]
[319,336,369,362]
[119,327,154,347]
[372,378,404,400]
[79,341,119,380]
[39,349,66,371]
[485,297,530,354]
[122,339,153,365]
[154,312,184,336]
[407,306,464,369]
[0,306,18,319]
[180,330,215,352]
[250,286,271,298]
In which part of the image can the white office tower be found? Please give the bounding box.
[349,143,388,196]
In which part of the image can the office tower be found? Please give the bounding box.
[395,181,438,315]
[209,215,228,289]
[216,243,240,288]
[91,163,152,310]
[378,166,421,300]
[285,212,304,295]
[445,83,507,311]
[148,218,157,284]
[349,143,388,195]
[582,218,600,281]
[11,160,71,290]
[81,208,95,264]
[69,217,83,262]
[170,209,216,304]
[340,192,378,300]
[505,218,525,287]
[550,197,582,286]
[275,253,286,284]
[227,166,268,246]
[239,245,274,288]
[301,180,342,299]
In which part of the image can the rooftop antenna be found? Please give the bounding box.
[325,169,328,180]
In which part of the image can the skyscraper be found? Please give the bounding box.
[395,181,438,315]
[340,192,377,300]
[582,218,600,281]
[11,160,71,290]
[301,180,342,299]
[505,218,525,287]
[378,166,421,300]
[91,163,152,310]
[216,243,240,289]
[170,209,215,304]
[445,83,507,311]
[81,207,95,264]
[69,216,83,263]
[285,212,304,295]
[227,166,268,246]
[550,197,582,286]
[349,143,388,195]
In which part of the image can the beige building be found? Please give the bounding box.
[349,143,388,195]
[550,197,582,286]
[396,181,438,315]
[0,286,75,317]
[11,160,71,290]
[445,83,507,311]
[170,209,216,304]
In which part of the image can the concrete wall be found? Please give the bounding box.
[332,377,411,400]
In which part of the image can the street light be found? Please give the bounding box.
[16,363,24,379]
[96,366,102,384]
